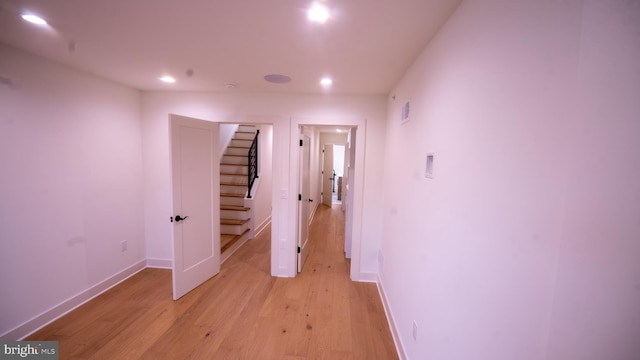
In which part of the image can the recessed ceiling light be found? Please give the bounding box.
[320,77,333,86]
[264,74,291,84]
[159,76,176,83]
[308,2,330,23]
[21,14,47,26]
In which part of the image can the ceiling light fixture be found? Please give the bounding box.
[308,2,330,23]
[159,76,176,83]
[320,77,333,86]
[21,14,47,25]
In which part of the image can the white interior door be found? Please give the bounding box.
[298,135,311,272]
[322,144,334,206]
[170,114,220,300]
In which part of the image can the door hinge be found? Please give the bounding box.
[298,194,302,201]
[299,139,303,146]
[297,246,301,254]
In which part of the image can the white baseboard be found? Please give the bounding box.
[254,216,271,237]
[2,259,146,341]
[146,258,172,269]
[376,275,407,360]
[356,271,378,283]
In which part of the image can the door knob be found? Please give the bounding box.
[174,215,189,222]
[308,199,313,202]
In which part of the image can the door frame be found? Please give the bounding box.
[289,118,367,281]
[297,130,312,272]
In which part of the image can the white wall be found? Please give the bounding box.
[380,0,640,359]
[0,45,144,338]
[219,123,239,159]
[141,92,386,277]
[252,124,273,233]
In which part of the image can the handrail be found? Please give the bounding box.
[247,129,259,198]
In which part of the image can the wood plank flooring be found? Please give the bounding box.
[27,204,398,359]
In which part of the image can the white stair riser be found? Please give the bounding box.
[221,196,245,206]
[222,155,248,165]
[221,164,248,175]
[221,209,250,220]
[230,139,252,147]
[221,185,247,195]
[234,132,256,140]
[221,222,250,235]
[238,125,256,132]
[225,147,249,156]
[220,174,247,185]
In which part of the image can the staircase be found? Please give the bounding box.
[220,125,256,255]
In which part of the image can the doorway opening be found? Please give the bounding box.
[296,124,358,274]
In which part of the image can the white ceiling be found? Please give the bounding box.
[0,0,461,94]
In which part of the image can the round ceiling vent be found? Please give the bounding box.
[264,74,291,84]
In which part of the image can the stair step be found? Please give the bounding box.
[221,229,251,253]
[221,154,248,165]
[221,182,247,187]
[220,215,251,235]
[238,124,256,132]
[225,147,250,156]
[221,205,249,211]
[221,164,248,175]
[221,217,251,235]
[221,218,250,226]
[230,139,253,147]
[221,183,247,196]
[234,131,257,140]
[221,195,244,206]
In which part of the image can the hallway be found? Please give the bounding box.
[27,204,398,359]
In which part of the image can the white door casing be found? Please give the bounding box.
[170,114,220,300]
[298,134,311,272]
[322,144,334,206]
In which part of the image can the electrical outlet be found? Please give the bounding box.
[412,320,418,341]
[121,240,127,252]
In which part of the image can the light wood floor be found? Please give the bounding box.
[27,204,398,359]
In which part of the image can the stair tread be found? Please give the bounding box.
[221,193,245,198]
[221,163,248,166]
[221,182,247,186]
[221,218,250,225]
[222,154,248,157]
[221,205,250,211]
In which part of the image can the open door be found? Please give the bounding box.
[322,144,334,206]
[170,114,220,300]
[298,134,311,272]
